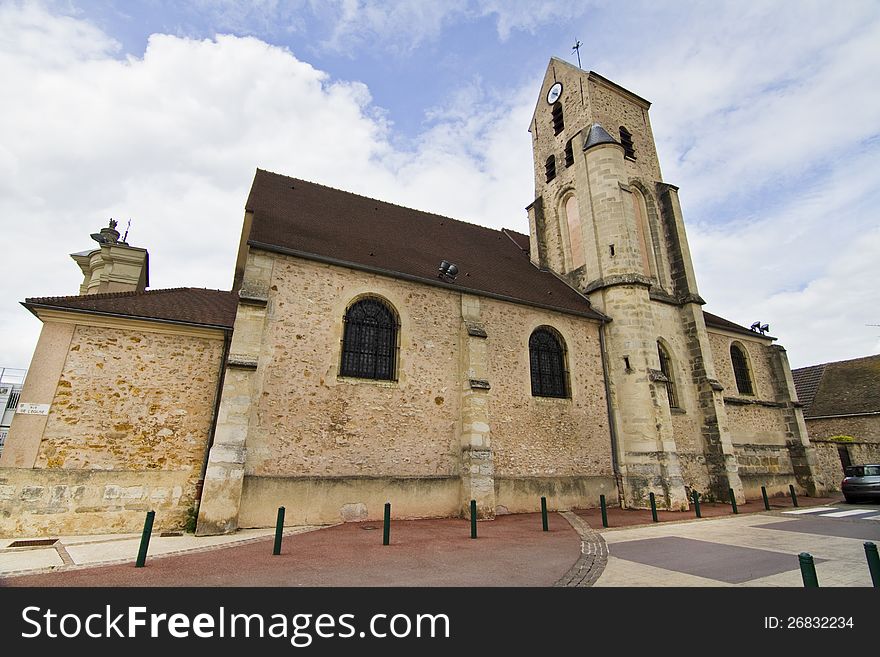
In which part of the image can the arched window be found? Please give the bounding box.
[529,328,568,398]
[545,155,556,182]
[657,341,679,409]
[619,126,635,159]
[340,297,399,381]
[730,343,753,395]
[551,102,564,135]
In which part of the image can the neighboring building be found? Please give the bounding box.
[0,58,824,538]
[0,368,27,455]
[793,354,880,490]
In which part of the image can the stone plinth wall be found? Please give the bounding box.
[494,475,617,513]
[0,468,194,536]
[677,452,712,494]
[734,443,798,498]
[238,475,459,527]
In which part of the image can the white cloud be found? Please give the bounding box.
[598,1,880,368]
[314,0,593,54]
[1,1,878,375]
[0,4,537,368]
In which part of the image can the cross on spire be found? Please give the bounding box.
[572,40,582,69]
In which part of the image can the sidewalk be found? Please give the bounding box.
[0,525,326,578]
[584,494,879,587]
[2,493,873,587]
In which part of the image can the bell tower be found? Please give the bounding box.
[527,58,744,510]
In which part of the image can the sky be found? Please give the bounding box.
[0,0,878,371]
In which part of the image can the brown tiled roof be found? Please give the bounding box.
[791,364,827,414]
[24,288,237,329]
[245,169,605,320]
[703,311,774,339]
[792,354,880,418]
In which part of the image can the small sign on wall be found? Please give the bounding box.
[16,403,50,415]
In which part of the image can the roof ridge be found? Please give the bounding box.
[26,287,232,304]
[793,353,880,371]
[254,168,521,239]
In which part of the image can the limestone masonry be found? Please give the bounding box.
[0,59,828,537]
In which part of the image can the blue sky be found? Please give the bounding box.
[1,0,879,370]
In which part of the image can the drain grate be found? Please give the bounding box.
[7,538,58,548]
[160,531,182,537]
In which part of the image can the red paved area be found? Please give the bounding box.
[575,494,844,529]
[2,512,581,587]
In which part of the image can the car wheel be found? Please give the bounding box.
[843,495,857,504]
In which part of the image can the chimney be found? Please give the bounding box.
[70,219,149,295]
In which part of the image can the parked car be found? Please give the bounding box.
[841,464,880,503]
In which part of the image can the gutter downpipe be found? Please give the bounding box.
[598,320,625,508]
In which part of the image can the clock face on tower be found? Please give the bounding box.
[546,82,562,104]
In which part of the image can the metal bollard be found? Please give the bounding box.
[649,492,658,523]
[273,506,285,555]
[692,490,701,518]
[470,499,477,539]
[383,502,391,546]
[729,488,738,515]
[798,552,819,587]
[761,486,770,511]
[135,510,155,568]
[789,484,799,508]
[600,494,609,528]
[541,496,549,532]
[865,542,880,587]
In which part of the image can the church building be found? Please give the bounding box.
[0,59,826,537]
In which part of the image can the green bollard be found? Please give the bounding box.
[798,552,819,587]
[470,499,477,539]
[273,506,285,555]
[692,490,701,518]
[865,542,880,587]
[135,510,155,568]
[383,502,391,546]
[761,486,770,511]
[789,484,799,508]
[649,492,658,523]
[541,496,549,532]
[600,494,609,528]
[729,488,738,514]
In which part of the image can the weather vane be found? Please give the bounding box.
[572,40,582,69]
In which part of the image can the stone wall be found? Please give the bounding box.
[246,256,462,480]
[230,253,616,526]
[483,300,611,478]
[805,416,880,442]
[708,330,777,401]
[724,403,790,445]
[38,325,221,472]
[812,438,880,492]
[0,322,224,536]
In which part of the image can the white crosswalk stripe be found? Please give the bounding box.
[782,507,837,515]
[819,509,879,518]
